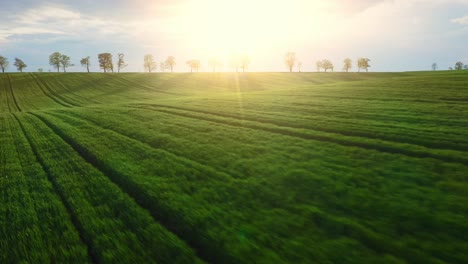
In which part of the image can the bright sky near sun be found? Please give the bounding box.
[0,0,467,72]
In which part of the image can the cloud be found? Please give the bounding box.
[451,15,468,24]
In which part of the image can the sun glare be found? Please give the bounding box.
[174,0,329,61]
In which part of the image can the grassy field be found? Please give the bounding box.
[0,71,467,263]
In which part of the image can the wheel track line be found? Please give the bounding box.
[51,110,240,180]
[28,73,71,108]
[55,79,102,105]
[29,112,214,264]
[1,75,13,112]
[32,73,81,107]
[135,105,468,166]
[113,75,181,95]
[6,74,21,112]
[12,113,98,264]
[141,104,468,153]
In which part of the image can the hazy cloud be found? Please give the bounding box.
[451,15,468,24]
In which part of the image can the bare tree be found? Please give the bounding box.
[144,54,157,73]
[343,58,352,72]
[49,52,61,72]
[14,58,27,72]
[60,54,73,72]
[0,56,8,73]
[165,56,176,72]
[117,53,127,73]
[208,58,222,72]
[284,52,296,72]
[455,61,464,70]
[431,63,438,71]
[357,58,371,72]
[186,60,201,72]
[80,56,90,72]
[98,53,113,73]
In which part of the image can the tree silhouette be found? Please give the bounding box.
[186,60,201,72]
[284,52,296,73]
[297,62,302,72]
[165,56,176,72]
[0,56,8,73]
[117,53,127,73]
[49,52,61,72]
[343,58,352,72]
[322,59,334,72]
[357,58,371,72]
[98,53,113,72]
[316,60,323,72]
[159,62,166,72]
[59,54,73,72]
[208,58,222,72]
[14,58,27,72]
[144,54,157,73]
[80,57,90,72]
[431,63,438,71]
[240,55,250,72]
[455,61,464,70]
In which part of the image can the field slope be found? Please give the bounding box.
[1,71,467,263]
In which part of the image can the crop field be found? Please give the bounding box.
[0,71,467,263]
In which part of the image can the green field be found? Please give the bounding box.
[1,71,467,263]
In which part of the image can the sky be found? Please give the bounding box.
[0,0,467,72]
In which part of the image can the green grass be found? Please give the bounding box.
[0,71,467,263]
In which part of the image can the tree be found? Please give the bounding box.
[159,62,166,72]
[321,59,334,72]
[0,56,8,73]
[316,60,323,72]
[59,54,73,72]
[432,63,438,71]
[144,54,157,73]
[38,68,43,72]
[208,58,222,72]
[98,53,113,72]
[455,61,464,70]
[464,65,468,70]
[186,60,201,72]
[343,58,352,72]
[117,53,127,73]
[165,56,176,72]
[14,58,27,72]
[297,62,302,72]
[284,52,296,72]
[80,56,90,72]
[240,55,250,72]
[449,67,453,70]
[357,58,371,72]
[49,52,61,72]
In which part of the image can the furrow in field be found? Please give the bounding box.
[28,73,73,108]
[140,103,468,152]
[32,73,81,107]
[49,110,240,180]
[113,74,181,95]
[135,105,468,166]
[12,114,98,263]
[33,111,449,264]
[25,112,203,263]
[32,111,283,263]
[6,74,21,112]
[0,114,90,263]
[53,78,101,105]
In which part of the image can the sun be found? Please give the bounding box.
[174,0,327,61]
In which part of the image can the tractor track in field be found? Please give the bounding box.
[29,112,215,264]
[6,74,22,112]
[32,73,82,107]
[28,73,72,108]
[49,110,240,180]
[133,105,468,166]
[54,79,102,105]
[12,113,98,264]
[112,75,182,96]
[136,104,468,152]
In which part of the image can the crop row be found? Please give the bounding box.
[13,113,200,263]
[40,109,468,263]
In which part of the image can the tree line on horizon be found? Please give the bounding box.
[0,52,466,73]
